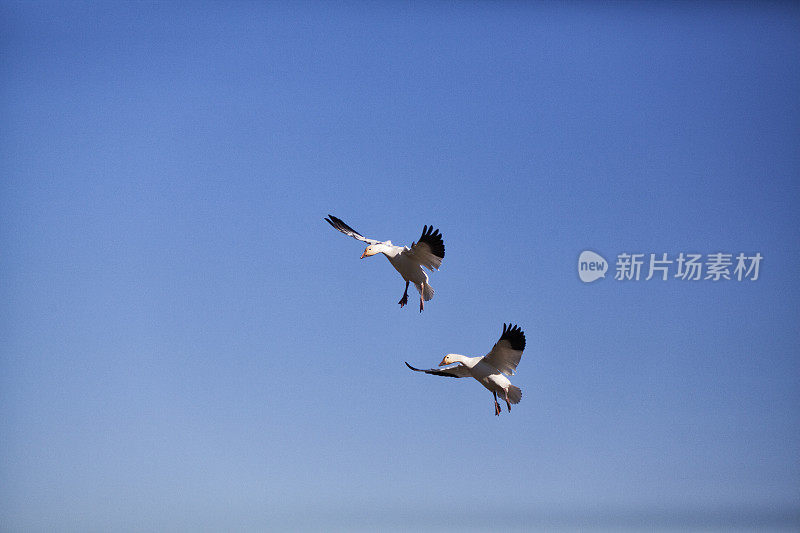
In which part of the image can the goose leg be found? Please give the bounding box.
[493,391,501,416]
[398,281,409,307]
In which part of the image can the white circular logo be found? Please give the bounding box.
[578,250,608,283]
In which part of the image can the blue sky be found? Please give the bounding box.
[2,1,799,531]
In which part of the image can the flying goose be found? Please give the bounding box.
[325,214,445,312]
[406,323,526,415]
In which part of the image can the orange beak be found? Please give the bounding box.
[439,357,448,366]
[360,250,367,259]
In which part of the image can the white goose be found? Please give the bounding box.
[325,215,445,312]
[406,323,526,415]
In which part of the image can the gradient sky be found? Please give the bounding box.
[2,2,799,531]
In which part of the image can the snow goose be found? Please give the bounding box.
[406,323,526,415]
[325,214,445,312]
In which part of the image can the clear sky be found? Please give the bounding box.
[2,1,799,531]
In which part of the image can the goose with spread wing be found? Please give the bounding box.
[406,323,526,415]
[325,214,445,312]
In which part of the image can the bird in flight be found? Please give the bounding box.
[325,214,445,312]
[406,323,526,415]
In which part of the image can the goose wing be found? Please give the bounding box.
[482,323,526,376]
[325,214,381,245]
[404,225,445,271]
[405,361,470,378]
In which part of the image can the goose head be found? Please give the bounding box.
[360,245,380,258]
[439,354,458,366]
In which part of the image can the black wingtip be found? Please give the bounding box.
[405,361,462,378]
[417,224,445,259]
[500,323,526,352]
[324,217,341,232]
[325,214,363,238]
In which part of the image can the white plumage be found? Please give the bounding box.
[325,215,445,312]
[406,323,527,415]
